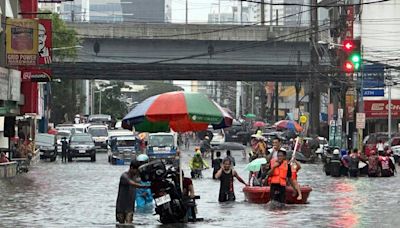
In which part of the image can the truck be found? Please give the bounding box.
[147,132,178,163]
[108,135,140,164]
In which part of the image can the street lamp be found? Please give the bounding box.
[94,85,118,114]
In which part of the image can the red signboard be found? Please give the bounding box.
[38,19,52,64]
[344,6,354,40]
[22,68,52,82]
[364,100,400,119]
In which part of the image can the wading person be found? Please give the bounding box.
[116,160,149,224]
[215,158,247,202]
[61,137,68,163]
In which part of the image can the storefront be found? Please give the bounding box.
[364,100,400,134]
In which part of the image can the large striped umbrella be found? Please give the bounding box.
[122,91,233,132]
[274,120,303,132]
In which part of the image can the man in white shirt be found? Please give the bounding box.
[376,140,385,153]
[268,137,286,160]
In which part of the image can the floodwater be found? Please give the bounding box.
[1,149,400,228]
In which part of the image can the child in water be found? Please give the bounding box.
[215,158,247,202]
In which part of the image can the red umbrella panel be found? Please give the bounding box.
[253,121,266,128]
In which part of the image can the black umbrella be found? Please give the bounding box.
[213,142,246,151]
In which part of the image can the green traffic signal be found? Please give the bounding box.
[350,53,361,71]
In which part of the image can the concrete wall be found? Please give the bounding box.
[69,22,310,42]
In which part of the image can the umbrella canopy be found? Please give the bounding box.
[274,120,303,132]
[244,113,256,119]
[213,142,246,151]
[253,121,266,128]
[122,91,233,133]
[245,158,267,172]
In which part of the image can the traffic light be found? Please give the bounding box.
[341,39,361,73]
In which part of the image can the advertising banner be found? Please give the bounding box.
[364,100,400,119]
[38,19,52,64]
[8,69,21,102]
[22,68,52,82]
[0,67,9,100]
[6,18,38,65]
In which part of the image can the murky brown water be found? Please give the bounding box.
[1,150,400,227]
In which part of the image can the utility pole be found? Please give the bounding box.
[275,82,279,122]
[185,0,188,24]
[309,0,320,135]
[218,0,221,24]
[261,0,265,25]
[240,0,243,24]
[387,71,392,141]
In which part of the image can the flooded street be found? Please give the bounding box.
[1,150,400,228]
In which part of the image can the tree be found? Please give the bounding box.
[134,81,184,103]
[40,12,82,124]
[93,81,128,120]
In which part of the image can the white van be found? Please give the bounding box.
[88,124,109,150]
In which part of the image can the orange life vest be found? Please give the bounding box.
[270,159,288,186]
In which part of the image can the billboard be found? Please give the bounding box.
[22,69,52,82]
[38,19,52,64]
[363,64,385,88]
[6,18,38,65]
[364,100,400,119]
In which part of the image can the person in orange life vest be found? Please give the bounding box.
[267,150,293,203]
[290,158,302,200]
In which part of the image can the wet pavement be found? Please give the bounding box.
[1,149,400,228]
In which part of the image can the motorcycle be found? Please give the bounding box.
[139,160,202,224]
[191,168,203,179]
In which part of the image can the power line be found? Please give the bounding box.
[238,0,390,7]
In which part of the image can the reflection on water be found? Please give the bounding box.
[1,152,400,227]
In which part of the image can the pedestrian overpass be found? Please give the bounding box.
[51,22,333,82]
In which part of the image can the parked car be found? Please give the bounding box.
[36,133,57,162]
[224,120,249,145]
[363,133,390,157]
[68,133,96,162]
[147,132,178,162]
[108,135,140,164]
[55,124,76,135]
[88,124,109,150]
[388,137,400,163]
[56,130,72,153]
[208,126,225,146]
[73,123,90,134]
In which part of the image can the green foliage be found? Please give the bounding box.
[134,81,184,103]
[50,80,83,124]
[93,81,128,120]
